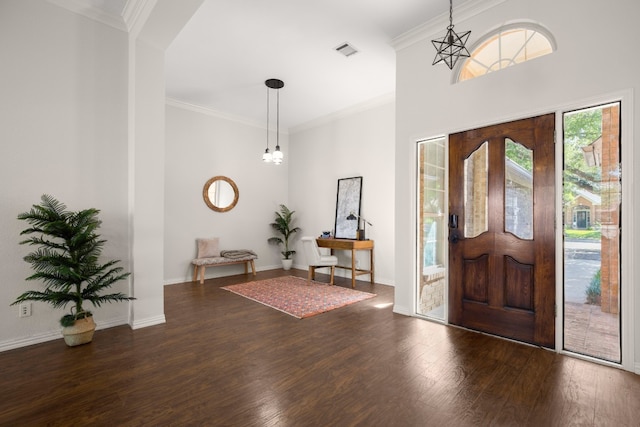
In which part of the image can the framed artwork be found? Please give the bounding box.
[334,176,362,239]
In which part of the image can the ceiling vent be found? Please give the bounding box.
[335,42,358,58]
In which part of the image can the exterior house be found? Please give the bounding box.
[567,188,601,230]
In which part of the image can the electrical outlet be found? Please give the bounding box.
[19,303,32,318]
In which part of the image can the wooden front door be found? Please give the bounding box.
[448,114,555,348]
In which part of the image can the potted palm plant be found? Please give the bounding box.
[12,195,134,347]
[268,204,300,270]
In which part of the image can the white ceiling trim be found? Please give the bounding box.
[166,98,285,133]
[290,92,395,135]
[392,0,507,51]
[122,0,156,33]
[47,0,127,31]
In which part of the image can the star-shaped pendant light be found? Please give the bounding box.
[432,0,471,70]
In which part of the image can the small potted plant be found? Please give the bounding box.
[12,195,134,347]
[268,204,300,270]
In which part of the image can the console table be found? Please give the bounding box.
[316,238,374,288]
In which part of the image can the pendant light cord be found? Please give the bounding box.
[266,86,270,150]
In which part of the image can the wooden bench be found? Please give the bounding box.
[191,255,257,284]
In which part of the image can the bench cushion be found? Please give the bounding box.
[192,255,257,266]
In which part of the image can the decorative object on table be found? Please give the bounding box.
[221,276,376,319]
[202,175,239,212]
[301,237,338,285]
[431,0,471,70]
[346,212,373,241]
[334,176,362,239]
[268,204,300,270]
[262,78,285,164]
[12,195,133,347]
[321,230,331,239]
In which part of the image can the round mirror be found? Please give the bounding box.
[203,176,239,212]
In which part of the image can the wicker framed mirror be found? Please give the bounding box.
[203,176,239,212]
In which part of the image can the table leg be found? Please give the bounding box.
[351,248,356,288]
[370,248,375,284]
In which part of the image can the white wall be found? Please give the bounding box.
[0,1,130,348]
[289,98,396,285]
[164,103,289,284]
[395,0,639,369]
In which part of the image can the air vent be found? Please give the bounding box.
[335,42,358,57]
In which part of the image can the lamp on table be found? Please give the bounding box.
[347,212,372,241]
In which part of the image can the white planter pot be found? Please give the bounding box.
[281,259,293,270]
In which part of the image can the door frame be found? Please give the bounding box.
[554,91,635,372]
[413,89,635,372]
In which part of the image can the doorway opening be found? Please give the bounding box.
[562,102,621,363]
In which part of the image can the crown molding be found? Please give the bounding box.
[122,0,155,33]
[392,0,507,51]
[47,0,127,31]
[166,98,286,133]
[46,0,154,33]
[289,92,395,135]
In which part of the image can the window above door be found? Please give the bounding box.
[457,22,556,82]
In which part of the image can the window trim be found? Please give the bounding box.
[452,21,557,83]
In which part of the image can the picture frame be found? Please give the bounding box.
[334,176,362,239]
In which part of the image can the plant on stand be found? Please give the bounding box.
[12,195,134,347]
[268,204,300,270]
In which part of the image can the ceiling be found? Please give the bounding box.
[60,0,468,130]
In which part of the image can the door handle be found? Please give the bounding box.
[449,214,458,229]
[449,232,460,244]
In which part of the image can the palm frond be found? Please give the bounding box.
[14,195,133,323]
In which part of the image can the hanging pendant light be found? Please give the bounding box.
[263,79,285,164]
[262,81,272,162]
[432,0,471,70]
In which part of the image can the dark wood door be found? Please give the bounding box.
[448,114,555,348]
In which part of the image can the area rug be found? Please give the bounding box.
[221,276,376,319]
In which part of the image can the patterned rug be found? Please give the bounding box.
[221,276,376,319]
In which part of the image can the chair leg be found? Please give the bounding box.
[329,266,335,285]
[192,264,198,282]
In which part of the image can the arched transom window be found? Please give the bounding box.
[458,23,555,82]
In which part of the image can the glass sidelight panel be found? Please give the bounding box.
[417,137,447,320]
[464,141,488,238]
[505,138,533,239]
[563,102,621,363]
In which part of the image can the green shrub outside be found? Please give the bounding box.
[565,229,601,240]
[585,269,601,305]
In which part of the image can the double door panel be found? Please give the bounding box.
[448,114,555,348]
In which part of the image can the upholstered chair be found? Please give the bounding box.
[301,236,338,285]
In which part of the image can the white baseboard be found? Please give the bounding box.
[0,317,130,352]
[164,264,284,286]
[0,330,61,352]
[131,315,166,330]
[393,304,413,316]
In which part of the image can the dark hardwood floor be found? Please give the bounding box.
[1,269,639,426]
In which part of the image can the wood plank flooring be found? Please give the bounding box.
[1,269,639,426]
